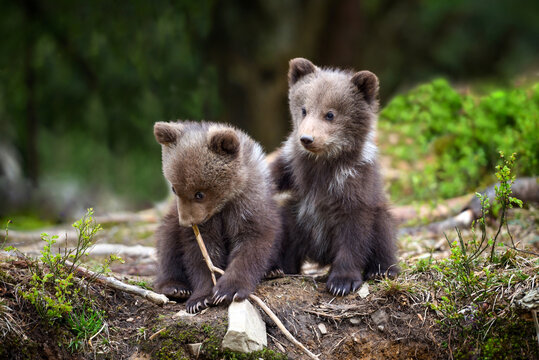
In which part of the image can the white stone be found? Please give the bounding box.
[187,343,202,357]
[357,283,370,298]
[317,323,327,335]
[222,300,267,353]
[172,310,196,319]
[371,309,389,326]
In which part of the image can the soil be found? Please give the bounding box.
[1,205,537,359]
[0,261,443,360]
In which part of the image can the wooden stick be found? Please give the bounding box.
[65,260,169,306]
[192,224,217,286]
[191,225,319,359]
[249,294,318,359]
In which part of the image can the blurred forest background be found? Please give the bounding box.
[1,0,538,226]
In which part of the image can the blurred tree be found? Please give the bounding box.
[1,0,220,213]
[0,0,537,216]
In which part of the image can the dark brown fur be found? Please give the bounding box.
[153,121,281,313]
[271,58,398,296]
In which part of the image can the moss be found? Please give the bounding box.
[140,321,286,360]
[218,349,288,360]
[452,315,538,359]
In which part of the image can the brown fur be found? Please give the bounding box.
[153,121,281,313]
[271,58,399,296]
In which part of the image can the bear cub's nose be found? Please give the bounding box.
[300,134,314,146]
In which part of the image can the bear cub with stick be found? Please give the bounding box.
[153,121,281,313]
[271,58,398,296]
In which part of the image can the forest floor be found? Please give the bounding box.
[1,198,538,359]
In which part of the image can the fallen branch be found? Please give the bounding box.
[399,177,539,236]
[192,224,319,360]
[19,243,156,259]
[65,260,169,306]
[399,209,474,236]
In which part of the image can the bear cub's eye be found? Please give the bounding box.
[171,186,176,195]
[325,111,334,121]
[301,107,307,117]
[194,191,205,201]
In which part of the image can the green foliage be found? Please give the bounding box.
[380,79,538,202]
[18,209,119,352]
[128,279,152,290]
[412,153,538,358]
[22,209,101,323]
[66,307,105,351]
[0,216,54,231]
[0,1,221,206]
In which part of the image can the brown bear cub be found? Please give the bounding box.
[153,121,281,313]
[271,58,399,296]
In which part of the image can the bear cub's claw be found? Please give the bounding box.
[186,294,212,314]
[365,266,399,281]
[264,268,285,279]
[157,281,192,299]
[212,276,251,305]
[327,273,363,296]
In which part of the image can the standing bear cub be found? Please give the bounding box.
[153,121,281,313]
[271,58,398,296]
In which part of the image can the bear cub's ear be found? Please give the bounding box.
[209,129,240,156]
[351,71,379,105]
[288,58,317,86]
[154,122,182,145]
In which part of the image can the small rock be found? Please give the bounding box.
[357,283,370,298]
[222,300,267,353]
[187,343,202,358]
[127,351,151,360]
[516,289,539,310]
[317,323,327,335]
[349,317,361,325]
[172,310,196,319]
[371,309,389,326]
[377,325,385,332]
[126,317,134,322]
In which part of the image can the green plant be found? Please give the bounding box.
[128,279,151,290]
[22,209,103,323]
[1,220,12,251]
[67,307,105,351]
[380,79,538,203]
[17,208,121,352]
[424,152,538,358]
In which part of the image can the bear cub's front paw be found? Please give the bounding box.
[186,293,212,314]
[327,271,363,296]
[365,266,399,281]
[212,276,253,305]
[264,267,285,279]
[155,281,192,299]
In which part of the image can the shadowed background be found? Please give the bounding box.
[1,0,538,224]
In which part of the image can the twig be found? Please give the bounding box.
[88,322,107,347]
[330,335,349,353]
[149,327,167,340]
[191,224,319,359]
[65,260,169,306]
[191,224,217,286]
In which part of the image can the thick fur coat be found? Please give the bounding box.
[153,121,281,313]
[271,58,398,296]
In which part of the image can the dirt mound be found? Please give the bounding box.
[0,255,445,359]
